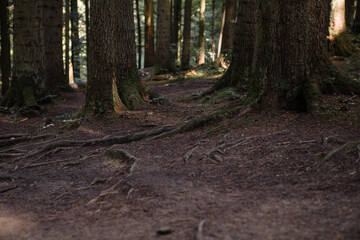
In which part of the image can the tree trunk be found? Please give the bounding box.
[198,0,205,65]
[221,0,237,54]
[135,0,142,69]
[217,4,226,59]
[114,0,144,110]
[65,0,70,85]
[43,0,66,92]
[181,0,192,70]
[213,0,259,91]
[144,0,155,67]
[154,0,173,73]
[85,0,126,115]
[345,0,355,27]
[0,0,11,96]
[85,0,89,68]
[250,0,359,112]
[352,0,360,32]
[2,0,47,108]
[329,0,356,56]
[71,0,80,79]
[211,0,216,62]
[171,0,181,66]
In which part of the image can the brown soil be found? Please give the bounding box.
[0,76,360,240]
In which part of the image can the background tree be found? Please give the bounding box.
[181,0,192,70]
[345,0,355,28]
[135,0,142,68]
[65,0,70,84]
[0,0,11,95]
[71,0,80,79]
[198,0,205,65]
[144,0,155,67]
[352,0,360,32]
[154,0,173,73]
[172,0,182,63]
[221,0,237,54]
[85,0,126,115]
[2,0,47,108]
[249,0,359,112]
[114,0,144,109]
[43,0,66,92]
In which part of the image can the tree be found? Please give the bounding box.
[114,0,144,109]
[85,0,126,115]
[345,0,355,28]
[2,0,47,108]
[154,0,173,73]
[144,0,155,67]
[181,0,192,70]
[0,0,11,96]
[211,0,216,62]
[249,0,359,112]
[65,0,70,84]
[221,0,237,54]
[43,0,66,91]
[171,0,182,65]
[71,0,80,79]
[198,0,205,65]
[213,0,259,91]
[135,0,142,68]
[352,0,360,33]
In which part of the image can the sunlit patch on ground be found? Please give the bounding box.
[0,207,37,238]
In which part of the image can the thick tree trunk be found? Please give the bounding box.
[43,0,66,92]
[2,0,47,108]
[71,0,80,79]
[85,0,126,115]
[135,0,142,69]
[221,0,237,54]
[181,0,192,70]
[329,0,356,56]
[154,0,173,73]
[352,0,360,32]
[144,0,155,67]
[0,0,11,96]
[171,0,181,65]
[114,0,144,110]
[250,0,359,112]
[213,0,258,91]
[198,0,205,65]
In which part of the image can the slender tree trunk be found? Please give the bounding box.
[2,0,47,108]
[345,0,355,27]
[198,0,205,65]
[85,0,89,69]
[154,0,173,73]
[221,0,237,54]
[353,0,360,32]
[250,0,359,112]
[217,4,226,59]
[211,0,216,62]
[71,0,80,79]
[144,0,155,67]
[135,0,142,69]
[0,0,11,95]
[171,0,181,66]
[181,0,192,70]
[85,0,126,115]
[114,0,144,110]
[213,0,258,91]
[43,0,66,92]
[65,0,70,84]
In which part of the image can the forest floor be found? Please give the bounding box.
[0,63,360,239]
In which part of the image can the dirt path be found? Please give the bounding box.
[0,77,360,239]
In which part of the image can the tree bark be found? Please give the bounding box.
[171,0,181,66]
[352,0,360,32]
[345,0,355,28]
[213,0,258,91]
[0,0,11,96]
[71,0,80,79]
[221,0,237,54]
[144,0,155,67]
[114,0,144,110]
[65,0,70,85]
[217,4,226,59]
[198,0,205,65]
[85,0,89,66]
[181,0,192,70]
[43,0,66,92]
[211,0,216,62]
[2,0,47,108]
[250,0,359,112]
[154,0,173,73]
[85,0,126,115]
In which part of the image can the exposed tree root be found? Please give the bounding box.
[0,134,28,140]
[196,220,206,240]
[0,134,57,148]
[320,141,360,162]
